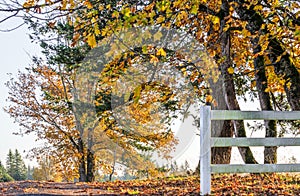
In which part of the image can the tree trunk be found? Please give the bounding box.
[109,147,117,181]
[233,0,300,109]
[86,128,95,182]
[267,38,300,110]
[233,0,287,164]
[78,138,87,182]
[253,37,277,164]
[209,78,234,164]
[86,150,95,182]
[78,155,87,182]
[211,120,233,164]
[219,0,257,164]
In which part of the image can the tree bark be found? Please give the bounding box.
[86,150,95,182]
[79,158,87,182]
[209,78,234,164]
[234,0,279,164]
[254,53,277,163]
[219,0,257,164]
[109,146,117,181]
[86,128,95,182]
[211,120,233,164]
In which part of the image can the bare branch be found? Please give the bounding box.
[0,21,25,32]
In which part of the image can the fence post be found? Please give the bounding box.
[200,106,211,195]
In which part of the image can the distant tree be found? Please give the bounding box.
[32,156,56,181]
[0,161,13,182]
[184,160,191,174]
[14,150,27,181]
[27,165,34,180]
[6,149,15,178]
[120,169,136,180]
[178,160,191,175]
[33,155,75,182]
[32,167,45,181]
[6,149,27,181]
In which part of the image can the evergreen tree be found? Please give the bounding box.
[6,149,15,179]
[6,149,27,181]
[0,161,13,182]
[14,150,27,180]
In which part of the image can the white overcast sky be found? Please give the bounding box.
[0,16,40,166]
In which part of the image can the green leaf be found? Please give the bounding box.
[134,85,142,103]
[295,30,300,37]
[191,5,198,15]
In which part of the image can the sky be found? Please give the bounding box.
[0,12,299,171]
[0,16,40,166]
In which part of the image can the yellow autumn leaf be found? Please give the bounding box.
[87,34,97,48]
[156,48,167,57]
[265,87,270,93]
[101,27,108,36]
[191,5,198,15]
[69,0,75,8]
[94,24,100,36]
[156,15,165,24]
[23,0,33,8]
[45,0,53,4]
[98,4,104,11]
[84,0,93,9]
[205,94,213,105]
[91,17,97,24]
[254,5,263,11]
[123,8,131,18]
[275,55,282,63]
[251,80,256,89]
[150,55,159,64]
[112,11,119,18]
[212,16,220,25]
[227,67,234,74]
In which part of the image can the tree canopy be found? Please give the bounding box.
[2,0,300,181]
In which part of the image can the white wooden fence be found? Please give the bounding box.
[200,106,300,195]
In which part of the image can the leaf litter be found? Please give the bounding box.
[0,173,299,195]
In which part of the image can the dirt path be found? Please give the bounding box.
[0,174,299,195]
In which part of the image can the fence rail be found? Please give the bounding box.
[211,138,300,147]
[200,106,300,195]
[211,110,300,120]
[211,164,300,173]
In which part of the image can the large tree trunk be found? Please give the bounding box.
[195,1,258,172]
[219,0,257,164]
[73,102,88,182]
[79,157,87,182]
[86,128,95,182]
[211,120,233,164]
[254,53,277,163]
[234,0,280,164]
[252,26,277,163]
[86,150,95,182]
[209,78,234,164]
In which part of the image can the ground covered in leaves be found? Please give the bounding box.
[0,173,299,195]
